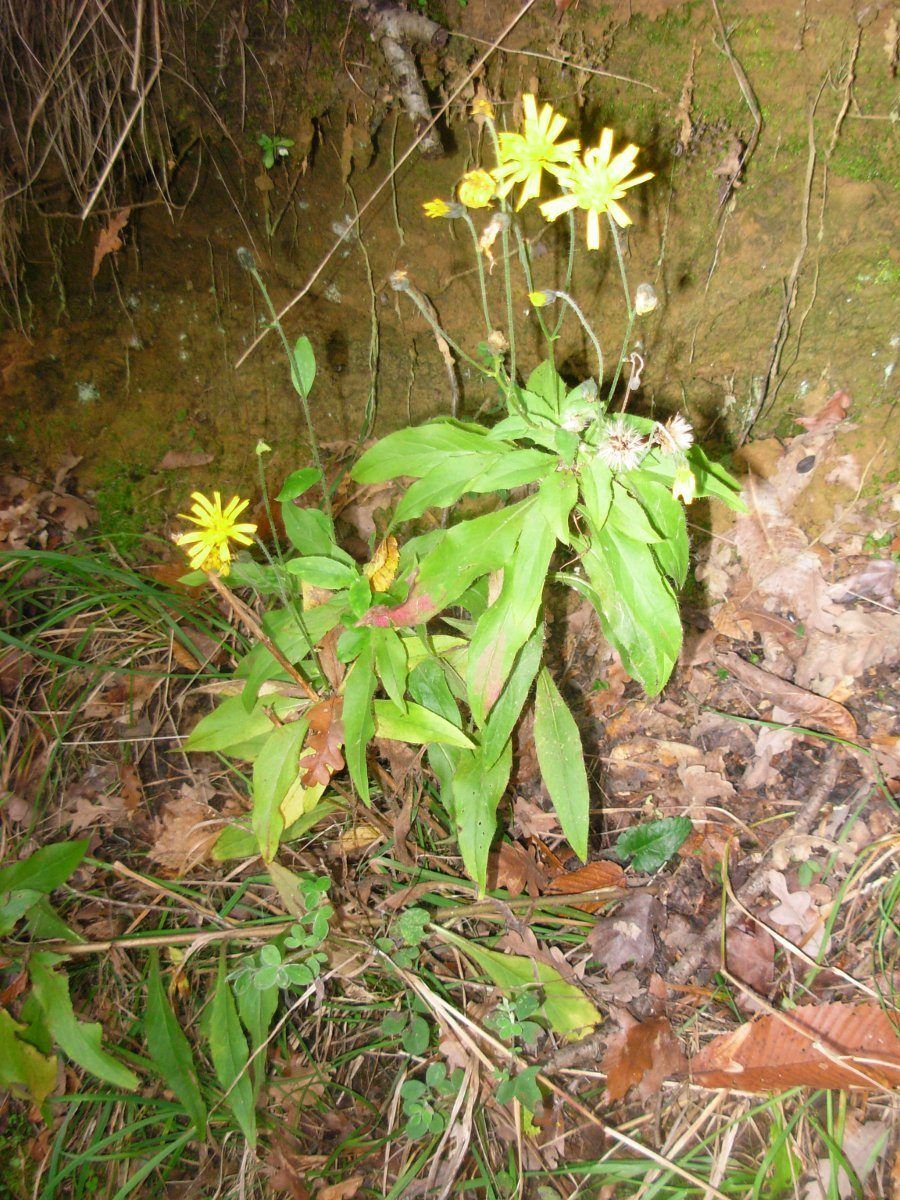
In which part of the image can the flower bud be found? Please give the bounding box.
[634,282,658,316]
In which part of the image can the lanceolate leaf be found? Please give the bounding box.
[208,950,256,1146]
[480,626,544,770]
[28,952,139,1090]
[342,642,377,804]
[236,980,278,1094]
[533,668,589,862]
[184,693,303,756]
[453,741,513,894]
[607,482,663,543]
[582,524,682,697]
[144,952,206,1136]
[252,721,308,861]
[436,929,601,1041]
[361,497,538,628]
[626,475,689,586]
[352,421,498,483]
[373,701,476,749]
[392,447,552,524]
[0,1008,57,1107]
[0,841,87,896]
[373,627,409,712]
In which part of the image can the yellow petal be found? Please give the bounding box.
[586,209,601,250]
[597,128,614,167]
[607,199,633,228]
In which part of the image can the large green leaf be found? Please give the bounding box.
[579,454,613,533]
[480,627,544,770]
[252,721,308,861]
[285,556,356,590]
[208,950,256,1146]
[373,701,475,748]
[393,447,552,524]
[236,978,278,1094]
[0,1008,57,1107]
[212,801,338,860]
[607,482,664,543]
[353,421,497,483]
[373,627,409,712]
[364,496,538,628]
[582,524,682,696]
[342,643,377,804]
[184,694,303,756]
[467,513,556,726]
[436,929,601,1041]
[525,359,566,417]
[453,741,512,894]
[0,841,86,896]
[144,953,206,1136]
[533,668,589,861]
[281,504,337,557]
[276,467,321,503]
[29,953,139,1090]
[627,475,689,586]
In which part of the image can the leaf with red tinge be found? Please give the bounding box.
[546,859,626,911]
[300,697,345,787]
[91,207,131,279]
[688,1003,900,1092]
[603,1015,687,1103]
[795,389,852,433]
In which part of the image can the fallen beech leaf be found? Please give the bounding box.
[718,652,857,739]
[603,1015,687,1103]
[157,449,215,471]
[546,859,626,911]
[318,1178,363,1200]
[91,207,131,279]
[688,1002,900,1092]
[487,841,547,898]
[301,697,345,787]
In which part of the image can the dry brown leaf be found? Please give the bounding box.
[511,795,560,841]
[49,494,94,532]
[588,891,661,974]
[301,697,344,787]
[688,1002,900,1092]
[603,1015,687,1103]
[486,841,547,898]
[794,389,852,434]
[719,651,857,739]
[318,1178,363,1200]
[157,449,215,471]
[330,823,380,854]
[546,859,626,912]
[725,922,775,999]
[674,44,696,152]
[148,795,221,874]
[802,1116,891,1200]
[91,207,130,279]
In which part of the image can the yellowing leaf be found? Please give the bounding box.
[364,535,399,592]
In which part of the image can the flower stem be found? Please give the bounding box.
[555,291,604,384]
[461,210,493,339]
[606,217,636,408]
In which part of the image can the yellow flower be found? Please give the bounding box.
[672,464,696,505]
[540,129,653,249]
[457,169,496,209]
[175,491,257,575]
[492,94,580,210]
[364,535,399,592]
[528,290,548,307]
[423,198,451,219]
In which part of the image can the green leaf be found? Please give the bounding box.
[402,1015,430,1056]
[373,700,475,748]
[435,929,601,1041]
[387,495,537,627]
[212,801,338,861]
[525,359,566,416]
[581,524,682,697]
[392,448,552,524]
[579,453,613,533]
[352,421,493,484]
[480,626,543,770]
[373,627,409,712]
[615,816,693,873]
[533,668,589,862]
[285,556,356,590]
[608,482,664,543]
[537,468,578,544]
[252,721,308,861]
[28,952,139,1090]
[0,840,87,896]
[208,949,256,1146]
[184,693,303,755]
[342,643,377,804]
[626,474,689,586]
[0,1008,57,1107]
[144,953,206,1136]
[276,468,321,503]
[281,504,337,557]
[453,742,512,894]
[467,506,556,726]
[292,336,316,396]
[236,980,279,1094]
[496,1065,542,1111]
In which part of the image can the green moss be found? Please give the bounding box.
[93,464,158,558]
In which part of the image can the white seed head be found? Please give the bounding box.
[596,418,647,472]
[656,413,694,455]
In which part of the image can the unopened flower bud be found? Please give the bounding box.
[389,269,411,293]
[236,246,256,272]
[486,330,509,356]
[634,282,658,316]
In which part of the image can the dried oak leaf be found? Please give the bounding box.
[588,891,661,974]
[148,794,221,875]
[486,841,547,898]
[689,1002,900,1092]
[301,697,345,787]
[91,207,131,279]
[603,1014,687,1103]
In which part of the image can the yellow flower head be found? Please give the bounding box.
[175,490,257,575]
[471,95,495,121]
[492,94,580,210]
[540,129,653,249]
[672,464,697,506]
[457,169,496,209]
[423,198,451,219]
[528,290,549,308]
